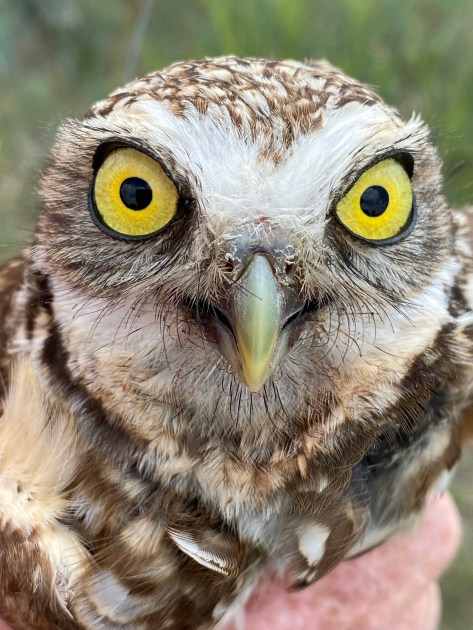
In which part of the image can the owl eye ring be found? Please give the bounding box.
[89,147,180,240]
[335,158,416,245]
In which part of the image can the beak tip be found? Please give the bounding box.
[243,381,264,394]
[240,363,270,393]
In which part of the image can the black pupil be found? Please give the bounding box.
[359,185,389,217]
[119,177,152,210]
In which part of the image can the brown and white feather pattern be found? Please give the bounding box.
[0,56,472,629]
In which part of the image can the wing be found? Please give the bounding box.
[0,258,25,402]
[0,260,85,627]
[452,207,473,447]
[0,358,84,629]
[345,207,473,558]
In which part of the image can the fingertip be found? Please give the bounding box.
[390,582,440,630]
[385,492,462,580]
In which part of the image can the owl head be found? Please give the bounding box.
[32,57,453,446]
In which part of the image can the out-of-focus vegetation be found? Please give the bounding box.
[0,0,472,627]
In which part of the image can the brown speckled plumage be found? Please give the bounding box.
[0,56,472,629]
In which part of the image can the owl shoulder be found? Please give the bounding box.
[450,207,473,444]
[0,356,85,628]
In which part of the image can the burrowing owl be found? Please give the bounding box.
[0,56,472,629]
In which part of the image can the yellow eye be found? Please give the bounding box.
[91,147,179,238]
[335,159,414,243]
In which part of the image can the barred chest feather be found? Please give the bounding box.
[0,56,472,629]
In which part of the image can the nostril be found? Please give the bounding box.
[224,253,236,273]
[285,260,296,275]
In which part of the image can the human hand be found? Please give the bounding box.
[224,493,461,630]
[0,494,460,630]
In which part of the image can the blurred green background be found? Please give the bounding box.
[0,0,472,627]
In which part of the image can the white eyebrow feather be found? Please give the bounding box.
[103,99,426,228]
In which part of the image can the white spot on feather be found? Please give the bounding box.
[298,522,330,566]
[317,475,329,493]
[436,467,456,494]
[88,569,151,624]
[90,569,130,612]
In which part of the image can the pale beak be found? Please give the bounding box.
[229,255,284,392]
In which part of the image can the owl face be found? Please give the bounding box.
[33,57,454,446]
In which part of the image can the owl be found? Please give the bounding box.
[0,56,472,630]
